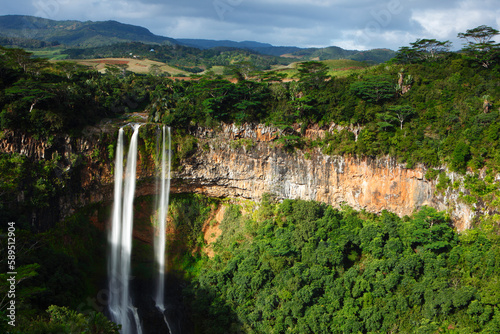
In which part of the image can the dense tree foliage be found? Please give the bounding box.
[186,199,500,333]
[0,204,114,333]
[395,39,452,64]
[2,24,500,172]
[1,47,102,136]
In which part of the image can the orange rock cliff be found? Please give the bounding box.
[1,123,495,231]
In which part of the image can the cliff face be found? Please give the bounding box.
[177,145,432,216]
[1,123,495,231]
[177,123,477,230]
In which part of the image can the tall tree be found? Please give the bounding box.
[458,25,500,68]
[350,75,395,103]
[409,39,452,60]
[394,46,420,64]
[297,61,329,89]
[389,105,415,129]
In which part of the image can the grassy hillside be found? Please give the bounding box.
[72,57,191,76]
[274,59,371,78]
[60,42,293,73]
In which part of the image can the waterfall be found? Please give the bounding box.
[108,124,142,334]
[154,126,172,312]
[109,128,124,325]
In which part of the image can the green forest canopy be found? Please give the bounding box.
[185,197,500,333]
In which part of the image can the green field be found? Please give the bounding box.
[272,59,371,78]
[27,47,68,60]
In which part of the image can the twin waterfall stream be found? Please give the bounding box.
[108,125,172,334]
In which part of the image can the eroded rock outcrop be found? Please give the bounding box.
[1,122,496,231]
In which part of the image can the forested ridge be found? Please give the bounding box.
[0,25,500,333]
[63,42,293,73]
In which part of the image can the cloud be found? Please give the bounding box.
[410,0,500,49]
[0,0,498,50]
[331,29,419,50]
[31,0,170,21]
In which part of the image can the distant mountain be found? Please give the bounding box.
[250,46,304,57]
[176,38,395,63]
[177,39,307,58]
[177,39,394,63]
[282,46,356,59]
[282,46,396,64]
[176,39,274,50]
[0,15,176,47]
[0,15,395,64]
[349,48,396,64]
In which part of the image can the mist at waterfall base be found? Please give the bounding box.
[107,125,181,334]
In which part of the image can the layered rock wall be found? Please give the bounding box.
[1,123,494,231]
[178,123,474,230]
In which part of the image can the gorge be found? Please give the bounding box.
[1,33,499,332]
[1,120,500,333]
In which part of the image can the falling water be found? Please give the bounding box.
[109,124,142,334]
[109,128,124,325]
[154,126,172,312]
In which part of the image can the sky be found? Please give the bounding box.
[1,0,499,50]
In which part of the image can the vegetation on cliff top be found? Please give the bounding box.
[1,24,499,231]
[1,24,499,172]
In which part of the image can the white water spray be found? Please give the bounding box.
[109,124,142,334]
[154,126,172,312]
